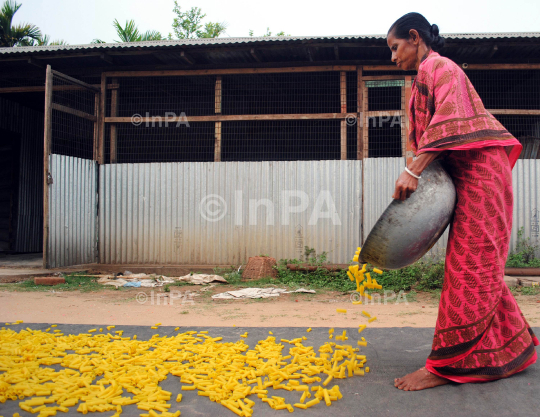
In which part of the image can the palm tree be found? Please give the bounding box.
[18,34,68,46]
[112,19,164,42]
[0,0,41,47]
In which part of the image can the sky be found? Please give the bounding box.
[11,0,540,45]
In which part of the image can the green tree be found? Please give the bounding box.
[0,0,41,47]
[19,34,68,46]
[172,1,226,39]
[112,19,164,42]
[248,27,290,37]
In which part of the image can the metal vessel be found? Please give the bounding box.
[359,161,456,269]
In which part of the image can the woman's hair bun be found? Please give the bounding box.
[388,13,446,52]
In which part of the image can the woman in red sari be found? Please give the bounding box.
[387,13,538,391]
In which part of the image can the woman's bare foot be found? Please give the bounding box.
[394,367,449,391]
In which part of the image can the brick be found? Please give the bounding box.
[34,277,66,286]
[242,256,277,280]
[520,276,540,287]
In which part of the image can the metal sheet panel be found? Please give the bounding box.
[49,154,97,268]
[511,159,540,256]
[363,157,448,261]
[99,160,362,265]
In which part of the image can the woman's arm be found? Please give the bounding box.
[392,151,442,201]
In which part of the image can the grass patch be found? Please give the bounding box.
[1,273,116,292]
[510,286,540,296]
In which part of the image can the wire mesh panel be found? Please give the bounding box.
[221,120,342,161]
[50,75,96,159]
[494,115,540,159]
[113,122,215,163]
[367,116,403,158]
[467,70,540,110]
[113,76,216,118]
[221,72,342,115]
[366,80,404,111]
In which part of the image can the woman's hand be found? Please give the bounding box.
[393,170,418,201]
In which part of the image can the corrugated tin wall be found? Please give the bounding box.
[511,159,540,255]
[363,157,449,260]
[48,155,97,268]
[0,97,43,252]
[99,160,362,265]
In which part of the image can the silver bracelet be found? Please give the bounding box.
[404,167,421,180]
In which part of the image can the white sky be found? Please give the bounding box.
[12,0,540,45]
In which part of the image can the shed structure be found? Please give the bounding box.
[0,33,539,268]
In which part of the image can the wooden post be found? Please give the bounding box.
[404,76,413,165]
[93,94,99,161]
[214,76,222,162]
[362,84,369,159]
[215,76,222,114]
[340,71,347,160]
[214,121,222,162]
[98,73,106,164]
[110,77,118,163]
[43,65,53,269]
[357,66,363,160]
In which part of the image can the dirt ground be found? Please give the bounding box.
[2,285,539,328]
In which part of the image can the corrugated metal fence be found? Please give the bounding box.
[45,157,538,266]
[48,155,97,268]
[98,160,362,264]
[363,158,449,260]
[511,159,540,254]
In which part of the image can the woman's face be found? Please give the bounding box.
[386,29,420,70]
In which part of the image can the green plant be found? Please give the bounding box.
[506,227,540,267]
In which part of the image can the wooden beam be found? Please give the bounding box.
[340,71,347,114]
[110,77,119,163]
[105,113,352,123]
[334,45,339,61]
[0,84,118,94]
[98,73,106,164]
[51,103,97,122]
[404,76,413,165]
[215,76,222,114]
[357,66,363,160]
[103,65,357,78]
[488,45,498,59]
[488,109,540,115]
[366,110,404,117]
[100,53,114,65]
[93,93,99,161]
[250,48,263,63]
[28,57,45,69]
[52,70,101,92]
[306,47,314,62]
[361,75,407,81]
[341,120,347,160]
[362,85,368,158]
[214,121,222,162]
[180,51,195,65]
[364,63,540,71]
[43,65,53,269]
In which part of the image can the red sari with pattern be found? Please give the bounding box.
[409,51,538,383]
